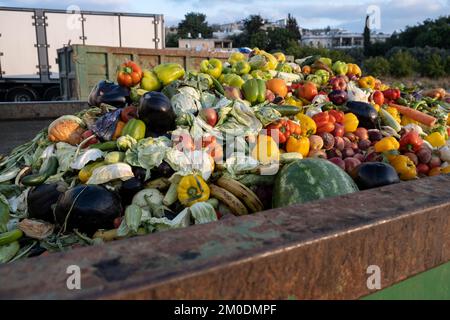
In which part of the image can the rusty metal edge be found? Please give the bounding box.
[0,175,449,299]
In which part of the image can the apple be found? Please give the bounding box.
[200,108,218,127]
[371,90,384,105]
[329,76,347,91]
[332,123,345,137]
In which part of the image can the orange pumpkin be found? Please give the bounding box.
[266,78,288,98]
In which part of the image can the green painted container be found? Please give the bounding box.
[57,45,232,100]
[363,261,450,300]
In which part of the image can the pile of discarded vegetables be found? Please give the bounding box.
[1,49,449,263]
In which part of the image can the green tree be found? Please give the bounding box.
[363,15,371,56]
[388,50,418,77]
[420,53,446,77]
[165,33,179,47]
[243,15,264,33]
[177,12,212,39]
[286,14,301,41]
[249,31,270,49]
[267,28,294,51]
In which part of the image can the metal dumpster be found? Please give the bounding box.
[0,174,449,299]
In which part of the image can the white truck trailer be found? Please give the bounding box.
[0,6,164,101]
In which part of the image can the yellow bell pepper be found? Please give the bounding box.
[295,113,316,136]
[401,116,419,126]
[273,52,286,63]
[425,132,446,148]
[285,95,303,108]
[441,166,450,174]
[386,106,401,124]
[389,155,417,180]
[358,76,376,89]
[374,137,400,153]
[447,113,450,125]
[286,135,310,157]
[346,63,362,77]
[372,104,380,112]
[343,113,359,133]
[379,83,390,91]
[251,134,280,165]
[177,174,210,207]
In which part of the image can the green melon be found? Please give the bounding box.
[272,158,359,208]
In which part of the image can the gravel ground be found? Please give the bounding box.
[0,119,53,155]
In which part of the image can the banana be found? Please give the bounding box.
[209,184,248,216]
[216,176,264,213]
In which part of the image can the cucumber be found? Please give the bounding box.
[0,241,20,263]
[272,105,301,116]
[90,141,118,151]
[21,156,58,186]
[380,108,402,132]
[0,229,23,246]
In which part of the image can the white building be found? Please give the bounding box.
[301,28,390,49]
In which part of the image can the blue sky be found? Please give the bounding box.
[1,0,448,33]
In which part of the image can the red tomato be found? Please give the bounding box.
[328,110,345,123]
[297,81,318,101]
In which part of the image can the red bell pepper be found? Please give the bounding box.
[382,88,401,101]
[117,61,143,87]
[328,110,345,124]
[266,119,301,144]
[312,111,336,133]
[399,130,423,152]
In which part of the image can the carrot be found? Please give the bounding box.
[389,103,437,127]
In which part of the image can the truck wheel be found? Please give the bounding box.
[6,87,37,102]
[43,86,62,101]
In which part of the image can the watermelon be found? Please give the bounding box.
[272,158,358,208]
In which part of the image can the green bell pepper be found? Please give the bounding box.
[200,58,223,79]
[332,61,348,76]
[121,119,146,141]
[314,69,330,85]
[222,74,245,89]
[231,61,251,75]
[306,74,323,87]
[242,78,266,105]
[140,70,161,91]
[153,63,185,86]
[228,52,246,65]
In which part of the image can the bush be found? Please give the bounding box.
[420,53,446,77]
[388,50,418,77]
[363,56,390,77]
[284,42,354,63]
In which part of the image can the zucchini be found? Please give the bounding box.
[211,76,225,95]
[272,105,301,116]
[0,241,20,263]
[90,141,118,151]
[380,108,402,132]
[0,200,9,233]
[0,229,23,246]
[21,156,58,186]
